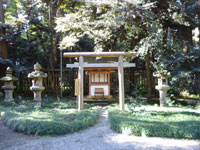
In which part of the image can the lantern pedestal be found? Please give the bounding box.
[154,70,171,107]
[28,63,47,107]
[0,67,17,102]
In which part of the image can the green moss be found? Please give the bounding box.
[0,100,98,136]
[108,106,200,140]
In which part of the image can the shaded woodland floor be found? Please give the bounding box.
[1,107,200,150]
[0,119,38,150]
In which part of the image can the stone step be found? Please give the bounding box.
[91,102,109,106]
[84,100,109,106]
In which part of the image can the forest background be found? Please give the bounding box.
[0,0,200,98]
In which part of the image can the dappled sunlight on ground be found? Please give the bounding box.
[133,105,200,114]
[107,132,200,149]
[2,107,200,150]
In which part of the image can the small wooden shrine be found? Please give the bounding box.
[88,70,111,98]
[85,57,115,98]
[64,52,136,110]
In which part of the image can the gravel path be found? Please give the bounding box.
[0,120,38,150]
[1,107,200,150]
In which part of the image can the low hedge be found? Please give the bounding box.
[108,108,200,139]
[0,101,98,136]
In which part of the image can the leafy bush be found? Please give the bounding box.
[127,97,147,113]
[108,107,200,139]
[42,97,94,109]
[0,101,18,113]
[0,92,3,97]
[165,97,175,106]
[0,100,98,136]
[131,87,148,98]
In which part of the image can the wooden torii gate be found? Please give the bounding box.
[63,52,137,111]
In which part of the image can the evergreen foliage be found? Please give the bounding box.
[108,106,200,139]
[0,0,199,95]
[0,100,98,136]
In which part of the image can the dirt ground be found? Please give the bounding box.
[0,120,38,150]
[1,108,200,150]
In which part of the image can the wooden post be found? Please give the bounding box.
[60,50,63,98]
[108,71,111,97]
[78,56,84,110]
[118,55,124,110]
[0,0,8,59]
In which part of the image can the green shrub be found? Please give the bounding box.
[0,100,98,136]
[0,101,18,113]
[108,108,200,139]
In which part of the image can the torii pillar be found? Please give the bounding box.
[118,55,124,110]
[78,56,84,110]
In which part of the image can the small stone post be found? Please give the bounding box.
[28,63,47,107]
[154,70,171,107]
[0,67,17,102]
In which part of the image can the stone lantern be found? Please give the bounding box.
[28,63,47,107]
[154,70,171,107]
[0,67,17,102]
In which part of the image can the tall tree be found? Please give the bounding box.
[0,0,8,59]
[145,51,152,99]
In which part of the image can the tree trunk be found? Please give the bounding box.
[163,25,168,53]
[0,0,8,59]
[145,51,152,100]
[55,4,62,68]
[48,4,55,70]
